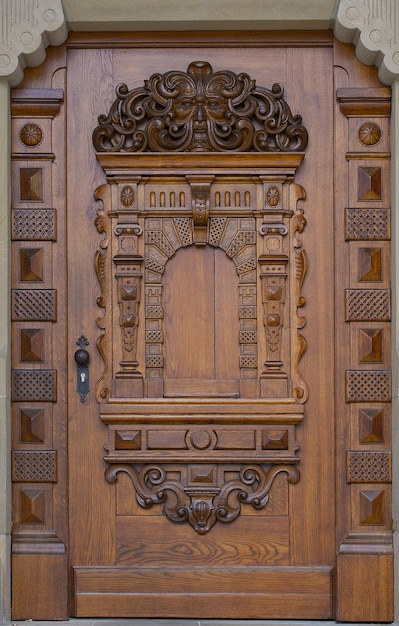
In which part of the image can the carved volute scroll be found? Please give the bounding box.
[93,61,308,153]
[93,62,309,533]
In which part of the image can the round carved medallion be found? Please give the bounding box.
[19,123,43,147]
[187,429,216,450]
[358,122,381,146]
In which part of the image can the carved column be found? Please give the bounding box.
[112,182,144,397]
[258,179,295,398]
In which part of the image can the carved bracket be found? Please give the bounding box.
[187,175,214,245]
[105,462,299,534]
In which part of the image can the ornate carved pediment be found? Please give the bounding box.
[92,61,308,153]
[92,62,309,534]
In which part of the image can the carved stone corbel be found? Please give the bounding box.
[0,0,68,86]
[333,0,399,86]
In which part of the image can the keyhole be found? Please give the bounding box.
[80,372,86,383]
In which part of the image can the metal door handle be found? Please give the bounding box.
[74,336,90,402]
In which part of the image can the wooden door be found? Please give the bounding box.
[10,33,393,622]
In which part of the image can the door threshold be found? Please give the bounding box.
[2,618,399,626]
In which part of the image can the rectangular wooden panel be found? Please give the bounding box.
[73,566,332,619]
[164,379,240,398]
[336,554,393,622]
[12,553,68,620]
[116,516,289,566]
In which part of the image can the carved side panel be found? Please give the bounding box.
[10,82,67,616]
[336,88,392,567]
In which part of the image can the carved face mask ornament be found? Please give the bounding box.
[93,60,308,153]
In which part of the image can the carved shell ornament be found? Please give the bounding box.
[93,61,308,153]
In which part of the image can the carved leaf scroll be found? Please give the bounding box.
[106,462,299,535]
[93,61,308,153]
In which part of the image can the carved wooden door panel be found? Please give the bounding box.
[10,34,393,622]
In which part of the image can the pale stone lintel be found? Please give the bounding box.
[1,0,399,87]
[62,0,335,32]
[0,0,68,87]
[333,0,399,85]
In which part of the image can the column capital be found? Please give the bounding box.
[0,0,67,87]
[333,0,399,85]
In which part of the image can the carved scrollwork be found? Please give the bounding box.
[94,185,112,401]
[292,186,308,403]
[93,61,308,153]
[105,462,299,535]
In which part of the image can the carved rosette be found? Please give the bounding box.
[93,61,308,153]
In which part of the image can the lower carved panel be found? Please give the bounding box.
[106,462,299,535]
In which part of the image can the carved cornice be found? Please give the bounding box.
[0,0,68,87]
[333,0,399,85]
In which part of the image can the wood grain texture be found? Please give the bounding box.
[9,31,393,621]
[73,566,332,619]
[337,554,393,622]
[12,553,68,620]
[116,515,289,566]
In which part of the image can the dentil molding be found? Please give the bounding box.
[0,0,398,86]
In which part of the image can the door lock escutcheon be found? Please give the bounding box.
[74,335,90,403]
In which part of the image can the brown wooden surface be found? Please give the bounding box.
[73,566,332,619]
[337,554,394,622]
[12,554,68,620]
[10,32,393,621]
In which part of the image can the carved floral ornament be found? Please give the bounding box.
[92,61,308,153]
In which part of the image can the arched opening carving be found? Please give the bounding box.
[163,246,241,397]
